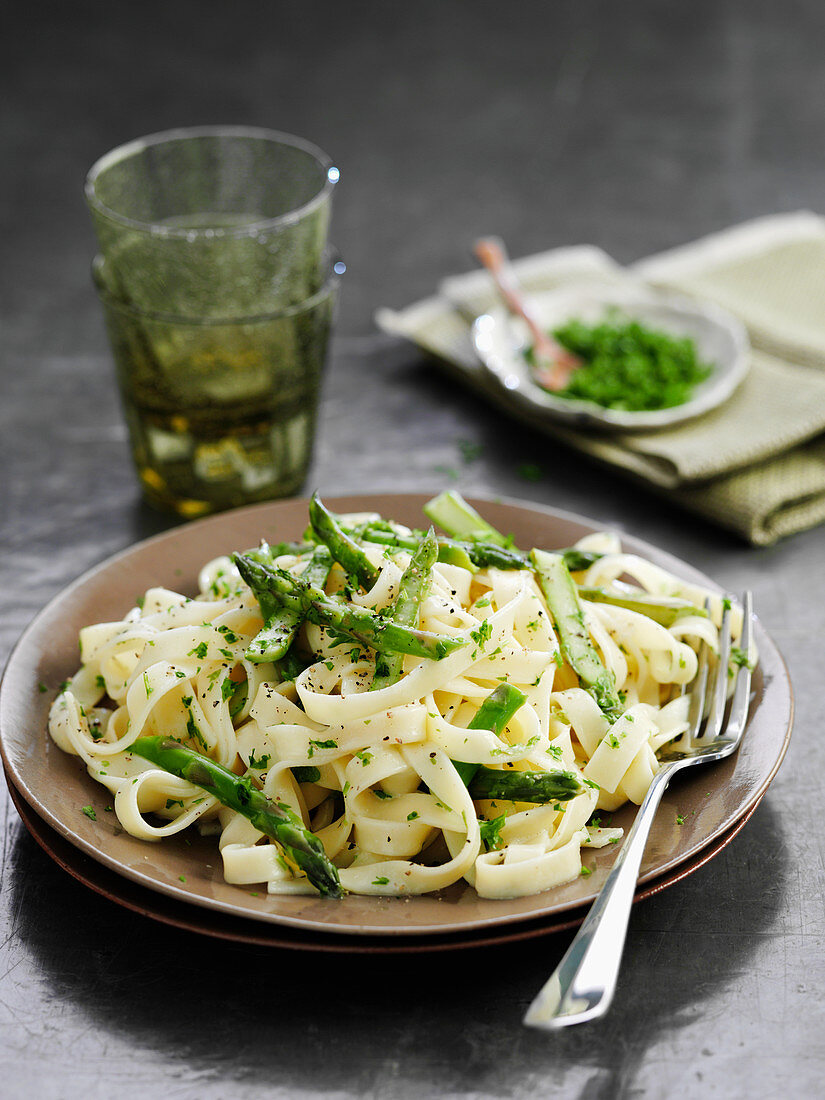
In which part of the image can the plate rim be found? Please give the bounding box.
[5,765,766,954]
[0,493,794,937]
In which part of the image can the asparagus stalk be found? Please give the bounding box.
[451,683,527,786]
[367,526,602,574]
[531,549,623,721]
[245,545,332,664]
[561,549,606,574]
[309,492,379,590]
[245,539,314,562]
[357,524,525,571]
[468,767,583,803]
[451,684,583,804]
[234,553,467,661]
[372,528,439,690]
[424,490,509,546]
[577,586,707,626]
[130,736,343,898]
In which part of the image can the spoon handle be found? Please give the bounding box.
[473,238,578,390]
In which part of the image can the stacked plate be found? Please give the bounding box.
[0,496,792,953]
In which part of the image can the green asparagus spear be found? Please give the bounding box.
[372,528,439,690]
[292,765,321,784]
[241,541,312,664]
[355,522,602,574]
[130,736,343,897]
[560,549,606,573]
[468,766,583,803]
[577,586,708,626]
[245,540,315,563]
[423,490,509,546]
[245,545,333,664]
[309,492,380,590]
[451,683,527,786]
[450,684,583,804]
[531,549,623,721]
[356,524,520,570]
[234,553,467,662]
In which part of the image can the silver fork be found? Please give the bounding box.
[524,591,754,1030]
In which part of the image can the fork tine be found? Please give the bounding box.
[523,590,757,1030]
[703,595,734,740]
[724,590,754,742]
[685,637,709,740]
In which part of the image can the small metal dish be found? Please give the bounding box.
[471,283,750,431]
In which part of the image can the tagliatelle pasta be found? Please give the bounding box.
[48,497,753,901]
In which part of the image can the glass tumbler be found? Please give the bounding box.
[85,126,338,319]
[93,252,342,517]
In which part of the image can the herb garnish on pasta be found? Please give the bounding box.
[49,492,753,900]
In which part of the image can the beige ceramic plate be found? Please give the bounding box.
[0,495,793,939]
[5,770,764,952]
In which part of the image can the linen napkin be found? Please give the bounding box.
[375,213,825,546]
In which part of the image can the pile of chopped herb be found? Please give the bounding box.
[534,313,713,412]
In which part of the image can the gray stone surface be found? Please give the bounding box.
[1,1,822,1096]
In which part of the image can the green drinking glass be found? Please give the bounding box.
[93,251,343,517]
[85,126,338,320]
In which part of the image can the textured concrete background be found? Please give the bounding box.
[1,1,822,1097]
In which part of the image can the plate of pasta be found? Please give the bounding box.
[0,493,792,940]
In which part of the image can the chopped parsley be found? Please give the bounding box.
[185,708,207,750]
[433,464,459,481]
[730,646,752,669]
[479,814,507,852]
[538,314,713,411]
[307,737,338,758]
[517,462,543,482]
[458,438,483,463]
[228,680,248,719]
[81,805,97,821]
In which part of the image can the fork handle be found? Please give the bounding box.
[524,764,675,1029]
